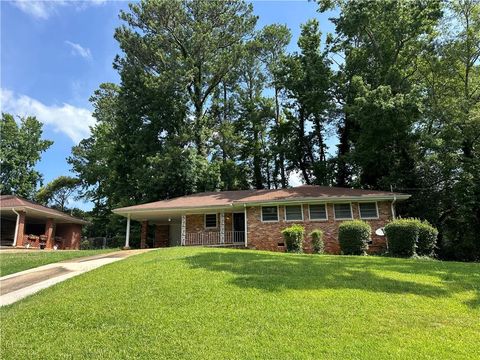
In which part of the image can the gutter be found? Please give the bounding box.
[12,208,20,247]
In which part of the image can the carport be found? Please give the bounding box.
[0,195,88,250]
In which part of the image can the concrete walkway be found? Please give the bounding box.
[0,249,153,306]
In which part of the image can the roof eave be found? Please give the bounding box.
[112,194,411,215]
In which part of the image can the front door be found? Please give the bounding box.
[232,213,245,243]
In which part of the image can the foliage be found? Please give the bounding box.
[310,229,325,254]
[0,113,53,199]
[416,221,439,257]
[36,176,81,211]
[281,224,305,253]
[1,248,479,359]
[385,219,420,257]
[338,220,371,255]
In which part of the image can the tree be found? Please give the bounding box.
[115,0,257,157]
[257,24,292,187]
[0,113,53,199]
[36,176,81,211]
[414,0,480,260]
[319,0,442,189]
[276,19,333,185]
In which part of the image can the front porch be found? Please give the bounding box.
[124,211,247,249]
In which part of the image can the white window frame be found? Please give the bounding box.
[358,202,379,219]
[284,204,304,222]
[204,213,218,229]
[308,203,328,221]
[261,205,279,222]
[333,203,353,220]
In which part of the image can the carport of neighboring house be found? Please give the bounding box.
[0,195,88,250]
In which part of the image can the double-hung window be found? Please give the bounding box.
[309,204,327,220]
[261,206,279,222]
[204,214,217,228]
[359,202,378,219]
[285,205,303,221]
[334,203,352,220]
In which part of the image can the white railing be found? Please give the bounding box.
[184,231,245,246]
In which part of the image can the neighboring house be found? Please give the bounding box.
[0,195,88,250]
[113,185,410,254]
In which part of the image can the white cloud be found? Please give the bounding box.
[65,41,92,60]
[11,0,106,20]
[11,0,66,19]
[1,89,95,144]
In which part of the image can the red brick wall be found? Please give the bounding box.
[55,223,82,250]
[246,201,392,254]
[186,213,233,233]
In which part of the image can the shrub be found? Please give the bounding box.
[310,229,325,254]
[338,220,371,255]
[80,239,92,250]
[416,221,438,256]
[384,219,420,257]
[281,224,305,253]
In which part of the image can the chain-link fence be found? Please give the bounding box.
[80,237,125,250]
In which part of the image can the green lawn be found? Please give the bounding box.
[0,249,118,276]
[1,247,479,359]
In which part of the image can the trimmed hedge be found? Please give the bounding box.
[338,220,371,255]
[384,219,419,257]
[310,229,325,254]
[281,224,305,253]
[416,221,438,256]
[385,218,439,257]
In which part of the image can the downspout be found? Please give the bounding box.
[12,208,20,247]
[391,194,397,220]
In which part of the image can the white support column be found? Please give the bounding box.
[181,214,186,246]
[220,212,225,244]
[244,205,248,247]
[125,214,131,248]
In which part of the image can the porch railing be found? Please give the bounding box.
[184,231,245,246]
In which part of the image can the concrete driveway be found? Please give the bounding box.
[0,249,153,306]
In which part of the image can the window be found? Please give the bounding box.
[359,202,378,219]
[309,204,327,220]
[262,206,278,222]
[334,203,352,219]
[204,213,217,228]
[285,205,303,221]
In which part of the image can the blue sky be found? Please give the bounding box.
[1,0,337,209]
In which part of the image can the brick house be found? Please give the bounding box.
[113,185,410,254]
[0,195,88,250]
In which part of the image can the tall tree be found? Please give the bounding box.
[36,176,81,211]
[277,19,333,185]
[257,24,291,187]
[0,113,53,199]
[319,0,442,189]
[115,0,257,156]
[416,0,480,260]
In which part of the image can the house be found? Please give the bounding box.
[0,195,88,250]
[113,185,410,254]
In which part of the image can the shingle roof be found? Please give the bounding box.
[114,185,409,213]
[0,195,88,224]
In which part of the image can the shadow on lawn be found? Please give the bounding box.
[185,250,480,308]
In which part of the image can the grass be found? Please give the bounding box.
[1,247,479,359]
[0,249,118,276]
